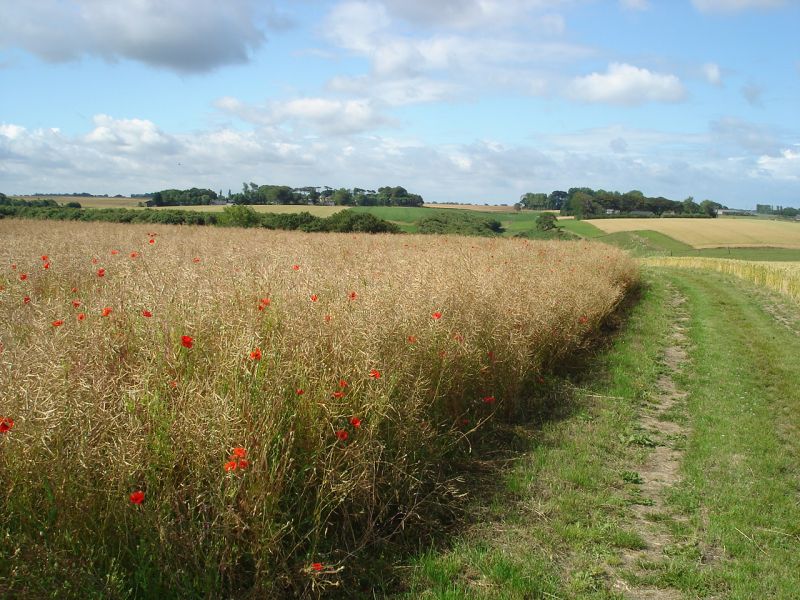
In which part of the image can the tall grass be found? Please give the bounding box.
[0,221,638,597]
[645,257,800,303]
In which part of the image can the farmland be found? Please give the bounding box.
[0,220,637,598]
[587,216,800,249]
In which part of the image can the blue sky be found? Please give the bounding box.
[1,0,798,208]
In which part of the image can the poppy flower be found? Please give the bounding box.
[249,347,262,361]
[324,315,332,323]
[19,274,28,281]
[369,369,380,379]
[348,291,358,301]
[431,311,442,320]
[43,262,50,270]
[224,460,237,472]
[101,307,113,317]
[332,391,345,399]
[130,252,139,259]
[181,336,193,349]
[52,320,64,327]
[312,562,323,572]
[96,268,105,277]
[231,447,246,458]
[335,429,348,441]
[482,396,496,404]
[339,379,348,388]
[71,287,78,293]
[310,294,319,302]
[453,333,464,343]
[296,388,305,395]
[578,316,588,324]
[170,380,178,388]
[292,264,300,271]
[0,417,14,433]
[10,264,16,271]
[141,310,153,318]
[72,300,82,308]
[350,417,361,429]
[111,250,120,255]
[148,239,155,245]
[192,257,201,263]
[129,490,145,505]
[77,313,86,321]
[91,258,99,265]
[23,296,31,304]
[407,335,417,344]
[237,459,249,469]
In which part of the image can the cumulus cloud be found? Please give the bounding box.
[214,96,392,135]
[692,0,788,12]
[0,0,271,72]
[757,147,800,180]
[568,63,686,105]
[703,62,723,86]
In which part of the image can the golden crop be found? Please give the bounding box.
[0,220,638,596]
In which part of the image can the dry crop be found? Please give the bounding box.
[0,220,638,597]
[588,217,800,249]
[645,257,800,303]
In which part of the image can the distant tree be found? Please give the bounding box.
[536,213,558,231]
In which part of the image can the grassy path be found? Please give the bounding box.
[399,269,800,598]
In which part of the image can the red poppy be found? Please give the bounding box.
[72,300,82,308]
[111,249,120,255]
[71,287,78,293]
[482,396,496,404]
[578,315,588,324]
[324,315,332,323]
[130,251,139,259]
[453,333,464,343]
[91,258,99,265]
[19,274,28,281]
[101,307,113,317]
[335,429,348,441]
[141,310,153,318]
[148,239,155,245]
[77,313,86,321]
[332,391,345,399]
[43,262,50,270]
[129,490,145,504]
[350,417,362,429]
[224,460,237,472]
[339,379,348,388]
[52,320,64,327]
[431,311,442,320]
[97,268,105,277]
[10,264,16,271]
[231,447,246,458]
[259,298,271,307]
[238,459,249,469]
[296,388,305,395]
[23,296,31,304]
[41,255,50,261]
[249,347,262,361]
[407,335,417,344]
[369,369,380,379]
[292,264,300,271]
[310,294,319,302]
[0,417,14,433]
[192,257,201,263]
[181,335,193,349]
[170,380,178,388]
[348,291,358,301]
[312,562,323,572]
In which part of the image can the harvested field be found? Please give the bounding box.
[588,217,800,249]
[0,220,638,597]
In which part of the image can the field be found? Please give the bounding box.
[0,220,638,598]
[428,203,521,212]
[587,217,800,249]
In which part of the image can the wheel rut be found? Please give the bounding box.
[611,288,692,600]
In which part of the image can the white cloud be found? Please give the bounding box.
[0,0,270,72]
[757,147,800,180]
[692,0,788,12]
[378,0,569,29]
[620,0,650,10]
[568,63,686,105]
[703,62,723,86]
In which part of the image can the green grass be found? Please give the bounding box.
[399,268,800,598]
[558,219,606,238]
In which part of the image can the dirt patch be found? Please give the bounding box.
[610,288,694,599]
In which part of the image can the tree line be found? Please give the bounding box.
[519,188,724,218]
[144,184,424,207]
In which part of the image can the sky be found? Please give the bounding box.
[0,0,798,208]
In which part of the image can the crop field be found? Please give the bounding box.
[646,257,800,303]
[587,217,800,249]
[0,220,638,597]
[428,203,520,212]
